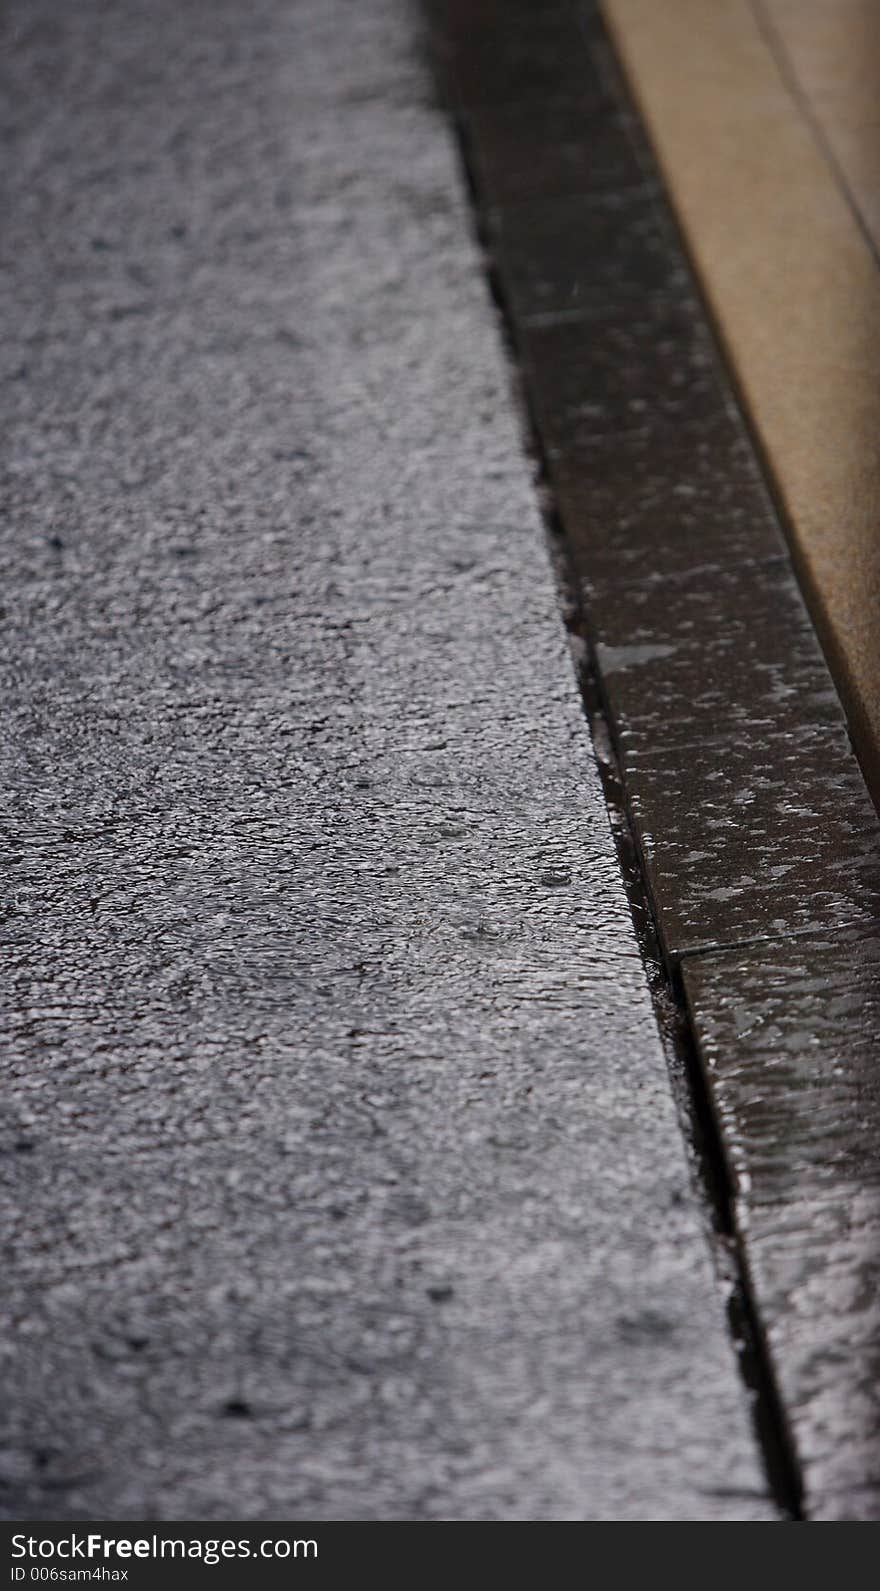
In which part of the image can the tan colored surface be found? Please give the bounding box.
[602,0,880,791]
[765,0,880,119]
[764,0,880,253]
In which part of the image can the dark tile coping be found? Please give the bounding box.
[625,723,880,957]
[591,559,844,754]
[683,931,880,1519]
[425,0,880,1520]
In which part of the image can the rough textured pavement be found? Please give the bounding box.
[0,0,775,1519]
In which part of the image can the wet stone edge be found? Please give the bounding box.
[416,0,880,1520]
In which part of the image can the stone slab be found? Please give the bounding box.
[465,95,647,207]
[430,7,602,110]
[592,560,844,755]
[683,930,880,1518]
[625,727,880,956]
[519,313,785,591]
[489,189,688,324]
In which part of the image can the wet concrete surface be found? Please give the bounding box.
[0,0,776,1521]
[684,932,880,1519]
